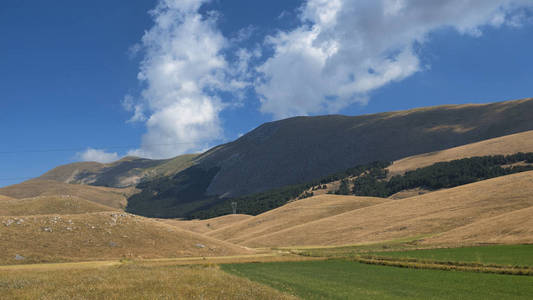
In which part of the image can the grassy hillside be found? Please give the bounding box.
[123,98,533,219]
[200,98,533,198]
[0,211,252,265]
[207,194,389,245]
[351,152,533,198]
[0,195,115,216]
[389,130,533,175]
[163,214,253,234]
[0,179,135,209]
[230,170,533,247]
[423,206,533,246]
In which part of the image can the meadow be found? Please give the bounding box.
[368,244,533,267]
[0,262,297,300]
[222,260,533,300]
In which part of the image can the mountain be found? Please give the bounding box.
[39,154,198,188]
[197,98,533,198]
[128,98,533,218]
[36,97,533,218]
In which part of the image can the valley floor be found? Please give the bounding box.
[2,244,533,299]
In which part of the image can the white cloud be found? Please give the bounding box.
[255,0,533,119]
[124,0,251,159]
[77,148,119,164]
[122,0,532,158]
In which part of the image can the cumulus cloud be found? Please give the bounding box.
[255,0,533,118]
[126,0,248,159]
[122,0,532,158]
[77,148,119,164]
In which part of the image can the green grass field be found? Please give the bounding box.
[370,245,533,267]
[222,260,533,300]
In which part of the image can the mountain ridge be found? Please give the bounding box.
[30,97,533,218]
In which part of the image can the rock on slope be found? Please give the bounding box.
[0,211,252,265]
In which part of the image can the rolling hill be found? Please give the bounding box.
[206,170,533,248]
[423,206,533,246]
[0,195,115,216]
[0,195,14,201]
[0,179,135,209]
[206,194,389,245]
[33,97,533,219]
[388,129,533,175]
[163,214,253,234]
[0,211,252,265]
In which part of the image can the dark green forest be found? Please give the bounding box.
[189,161,390,219]
[350,153,533,198]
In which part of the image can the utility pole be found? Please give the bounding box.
[231,201,237,214]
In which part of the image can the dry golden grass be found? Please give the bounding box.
[0,195,14,201]
[240,171,533,248]
[0,195,115,216]
[388,130,533,175]
[162,214,253,234]
[0,211,252,265]
[0,179,136,209]
[0,263,298,300]
[207,194,389,245]
[424,206,533,246]
[388,188,433,200]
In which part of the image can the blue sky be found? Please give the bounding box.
[1,0,532,187]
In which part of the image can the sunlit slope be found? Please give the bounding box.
[207,194,389,244]
[0,179,135,209]
[163,214,253,234]
[0,211,251,265]
[389,130,533,175]
[0,195,115,216]
[242,171,533,247]
[40,154,198,188]
[423,206,533,246]
[0,195,14,201]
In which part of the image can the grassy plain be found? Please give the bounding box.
[0,263,297,300]
[222,260,533,300]
[369,244,533,267]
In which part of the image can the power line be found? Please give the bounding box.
[0,142,198,155]
[0,177,34,182]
